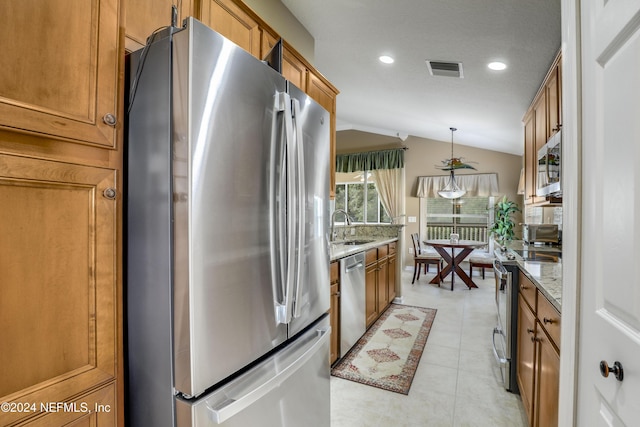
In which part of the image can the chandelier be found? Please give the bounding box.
[437,127,475,199]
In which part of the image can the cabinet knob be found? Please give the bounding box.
[527,328,535,334]
[103,113,117,126]
[543,317,555,325]
[102,187,117,200]
[600,360,624,381]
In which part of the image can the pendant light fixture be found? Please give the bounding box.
[438,127,467,199]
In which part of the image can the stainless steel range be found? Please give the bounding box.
[492,259,519,392]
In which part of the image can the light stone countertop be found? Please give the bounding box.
[494,240,563,312]
[330,237,399,262]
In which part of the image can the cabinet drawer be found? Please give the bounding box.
[330,261,339,283]
[365,248,378,266]
[537,292,561,347]
[519,271,537,311]
[388,241,397,254]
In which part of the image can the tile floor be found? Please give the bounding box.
[331,266,528,427]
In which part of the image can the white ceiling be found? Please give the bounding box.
[281,0,561,155]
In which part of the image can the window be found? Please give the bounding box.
[421,196,494,242]
[335,173,391,224]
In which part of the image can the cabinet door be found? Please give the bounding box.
[535,330,560,427]
[283,48,308,92]
[329,261,340,365]
[365,263,378,327]
[0,154,117,426]
[517,295,537,427]
[17,383,116,426]
[125,0,193,51]
[534,93,548,150]
[388,254,397,302]
[200,0,261,58]
[306,72,338,199]
[546,65,561,137]
[376,258,389,313]
[523,112,536,204]
[0,0,121,148]
[330,282,340,365]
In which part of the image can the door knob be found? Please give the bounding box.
[599,360,624,381]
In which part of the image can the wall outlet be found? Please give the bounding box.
[408,216,417,223]
[350,227,356,235]
[408,247,414,255]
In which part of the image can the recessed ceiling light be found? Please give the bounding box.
[488,61,507,71]
[379,55,394,64]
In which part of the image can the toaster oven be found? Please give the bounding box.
[523,224,559,244]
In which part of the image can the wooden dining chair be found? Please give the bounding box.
[469,255,495,280]
[411,233,443,285]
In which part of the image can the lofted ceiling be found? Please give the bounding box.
[281,0,561,155]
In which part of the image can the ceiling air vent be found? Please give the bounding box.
[425,60,464,78]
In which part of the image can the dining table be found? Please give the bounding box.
[423,239,487,290]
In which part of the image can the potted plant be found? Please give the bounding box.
[491,195,520,248]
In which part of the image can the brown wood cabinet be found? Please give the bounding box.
[200,0,262,57]
[124,0,193,51]
[0,2,124,425]
[522,50,562,205]
[388,242,397,302]
[330,261,340,365]
[0,0,121,149]
[0,145,121,427]
[516,272,560,427]
[364,243,396,328]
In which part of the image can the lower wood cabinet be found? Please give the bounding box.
[364,243,395,328]
[388,243,397,302]
[0,153,119,426]
[329,260,340,365]
[516,272,560,427]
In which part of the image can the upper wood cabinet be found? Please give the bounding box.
[306,69,338,199]
[522,50,562,206]
[200,0,262,57]
[125,0,193,52]
[545,54,562,139]
[0,0,121,149]
[0,154,118,426]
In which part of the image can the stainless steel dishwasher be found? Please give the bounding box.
[340,252,366,358]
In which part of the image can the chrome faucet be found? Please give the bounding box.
[330,209,352,242]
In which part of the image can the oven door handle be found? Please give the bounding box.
[492,327,508,366]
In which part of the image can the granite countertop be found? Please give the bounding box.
[330,237,399,261]
[494,240,563,312]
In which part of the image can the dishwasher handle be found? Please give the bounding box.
[345,263,363,273]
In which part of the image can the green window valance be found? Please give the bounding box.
[335,148,405,173]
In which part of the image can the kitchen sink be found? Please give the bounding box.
[342,239,374,246]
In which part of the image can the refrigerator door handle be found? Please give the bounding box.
[273,91,289,324]
[292,97,306,319]
[206,325,331,424]
[282,92,296,325]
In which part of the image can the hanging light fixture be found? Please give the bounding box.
[438,127,467,199]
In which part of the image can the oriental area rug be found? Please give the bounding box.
[331,304,437,395]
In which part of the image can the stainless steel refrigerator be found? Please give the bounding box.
[125,17,331,427]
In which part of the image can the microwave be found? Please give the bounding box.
[536,130,562,197]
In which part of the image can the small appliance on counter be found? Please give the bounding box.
[522,224,560,245]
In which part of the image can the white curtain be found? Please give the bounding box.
[415,173,499,198]
[372,168,405,224]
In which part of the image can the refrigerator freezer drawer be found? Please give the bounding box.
[176,315,331,427]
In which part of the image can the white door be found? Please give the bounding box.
[578,0,640,424]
